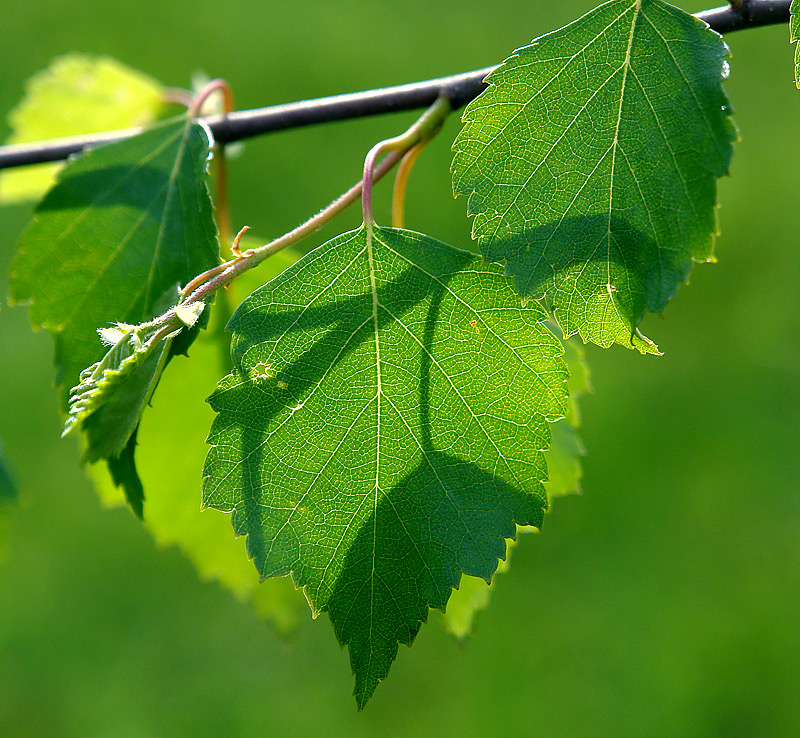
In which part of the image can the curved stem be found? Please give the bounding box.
[177,147,405,304]
[171,97,452,324]
[162,87,195,107]
[189,79,234,245]
[188,79,238,355]
[188,79,234,118]
[392,140,429,229]
[362,95,451,227]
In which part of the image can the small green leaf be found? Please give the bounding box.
[89,245,308,632]
[10,116,220,411]
[63,321,172,445]
[452,0,735,352]
[791,0,800,86]
[175,301,205,328]
[204,224,568,707]
[544,338,591,500]
[0,54,165,204]
[106,429,146,520]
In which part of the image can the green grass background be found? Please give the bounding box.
[1,1,799,736]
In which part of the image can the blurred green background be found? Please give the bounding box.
[1,1,799,736]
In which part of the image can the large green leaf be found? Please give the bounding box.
[452,0,735,352]
[90,245,307,632]
[9,116,220,410]
[0,54,165,204]
[204,224,569,707]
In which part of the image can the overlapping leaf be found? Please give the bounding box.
[442,338,591,638]
[440,536,517,640]
[204,224,569,707]
[90,245,307,632]
[0,54,165,204]
[544,338,591,500]
[452,0,735,352]
[10,116,220,408]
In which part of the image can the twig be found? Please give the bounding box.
[0,1,791,171]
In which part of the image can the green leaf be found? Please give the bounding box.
[89,245,308,633]
[791,0,800,87]
[204,224,569,707]
[63,320,174,449]
[544,338,591,500]
[0,54,165,204]
[9,116,220,411]
[62,284,202,487]
[452,0,735,352]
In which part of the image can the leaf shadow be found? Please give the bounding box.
[482,213,691,330]
[326,279,535,706]
[36,164,177,217]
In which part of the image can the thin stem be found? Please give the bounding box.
[176,147,404,305]
[188,79,234,118]
[162,87,194,107]
[175,97,451,318]
[362,95,451,226]
[180,262,230,299]
[392,140,429,229]
[214,149,232,246]
[188,79,237,355]
[0,2,789,171]
[189,79,234,245]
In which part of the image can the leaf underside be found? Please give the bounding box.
[452,0,735,352]
[204,224,569,707]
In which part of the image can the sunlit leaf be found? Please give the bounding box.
[452,0,735,352]
[204,224,568,707]
[544,338,591,500]
[0,54,165,204]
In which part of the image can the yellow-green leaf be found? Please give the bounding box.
[0,54,165,204]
